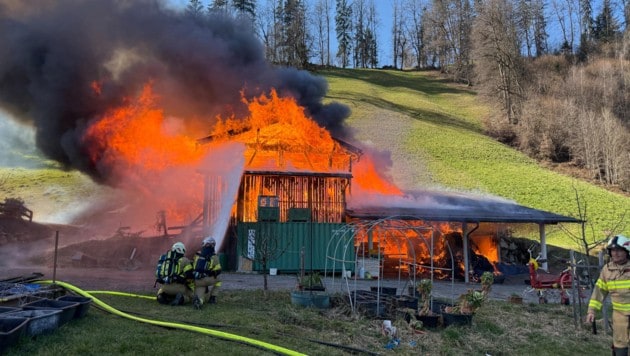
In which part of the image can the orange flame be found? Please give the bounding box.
[82,84,208,225]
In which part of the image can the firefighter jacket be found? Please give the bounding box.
[192,252,222,280]
[588,259,630,315]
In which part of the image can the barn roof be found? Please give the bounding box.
[346,190,583,224]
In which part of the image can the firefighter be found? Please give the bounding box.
[586,234,630,356]
[192,237,222,309]
[156,242,194,306]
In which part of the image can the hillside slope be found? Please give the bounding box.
[320,68,629,247]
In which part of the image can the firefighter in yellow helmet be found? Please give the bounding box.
[587,234,630,356]
[155,242,194,306]
[192,237,222,309]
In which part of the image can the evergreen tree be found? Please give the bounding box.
[282,0,309,68]
[232,0,256,19]
[186,0,205,19]
[335,0,353,68]
[209,0,230,14]
[593,0,620,43]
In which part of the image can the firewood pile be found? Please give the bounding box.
[499,237,532,265]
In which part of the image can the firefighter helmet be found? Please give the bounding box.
[606,235,630,254]
[202,237,216,246]
[171,242,186,254]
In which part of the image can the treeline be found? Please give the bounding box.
[184,0,629,192]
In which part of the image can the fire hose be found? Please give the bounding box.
[36,280,306,356]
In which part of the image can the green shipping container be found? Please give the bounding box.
[236,222,355,274]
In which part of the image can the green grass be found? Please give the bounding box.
[5,290,611,355]
[318,68,629,248]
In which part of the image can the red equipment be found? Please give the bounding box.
[527,245,573,304]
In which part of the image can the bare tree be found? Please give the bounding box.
[312,0,331,66]
[243,226,291,292]
[551,0,578,53]
[392,0,406,69]
[472,0,525,124]
[258,0,282,63]
[560,184,628,285]
[406,0,426,69]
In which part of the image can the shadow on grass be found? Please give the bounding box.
[327,91,482,134]
[318,68,483,133]
[315,67,470,96]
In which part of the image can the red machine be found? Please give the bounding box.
[527,245,573,304]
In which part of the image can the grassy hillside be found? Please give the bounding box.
[319,68,629,248]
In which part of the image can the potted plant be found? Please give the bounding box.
[415,279,439,328]
[480,271,494,297]
[291,272,329,309]
[401,309,425,334]
[442,289,485,327]
[297,272,325,291]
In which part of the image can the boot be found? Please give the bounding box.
[613,347,629,356]
[156,293,169,305]
[193,296,202,310]
[170,293,184,306]
[208,295,217,304]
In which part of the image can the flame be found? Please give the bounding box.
[82,84,208,225]
[352,158,402,195]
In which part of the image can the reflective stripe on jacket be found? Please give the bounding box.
[588,260,630,314]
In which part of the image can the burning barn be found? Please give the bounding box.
[194,102,582,281]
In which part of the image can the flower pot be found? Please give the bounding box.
[291,291,330,309]
[417,314,440,328]
[442,312,473,327]
[370,286,396,296]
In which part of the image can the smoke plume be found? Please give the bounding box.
[0,0,350,185]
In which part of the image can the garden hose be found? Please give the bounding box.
[36,280,306,356]
[82,291,378,355]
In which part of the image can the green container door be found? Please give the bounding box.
[237,222,355,273]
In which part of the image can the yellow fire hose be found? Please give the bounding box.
[37,280,307,356]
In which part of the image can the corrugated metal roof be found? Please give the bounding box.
[346,190,583,224]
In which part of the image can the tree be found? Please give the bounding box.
[406,0,426,69]
[532,0,548,56]
[258,0,282,63]
[209,0,230,14]
[335,0,353,68]
[232,0,256,19]
[352,0,368,68]
[551,0,578,54]
[312,0,332,66]
[243,224,291,292]
[392,0,406,69]
[593,0,620,43]
[366,0,378,68]
[281,0,309,68]
[472,0,525,124]
[186,0,205,19]
[560,184,628,286]
[579,0,593,41]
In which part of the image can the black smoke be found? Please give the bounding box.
[0,0,350,184]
